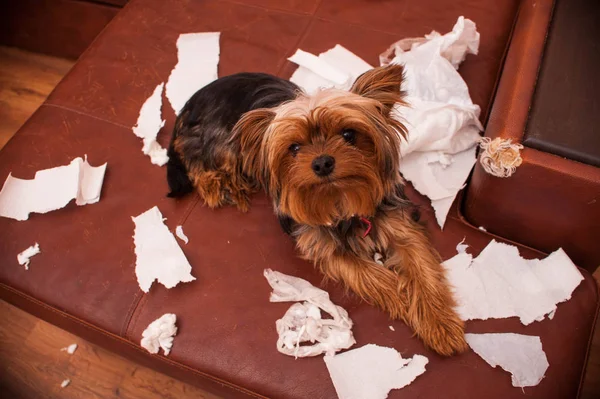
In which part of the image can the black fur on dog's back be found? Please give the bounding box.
[166,73,299,198]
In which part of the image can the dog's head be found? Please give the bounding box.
[233,64,407,226]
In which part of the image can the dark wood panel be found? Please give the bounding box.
[0,0,120,59]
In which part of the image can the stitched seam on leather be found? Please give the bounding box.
[0,284,268,399]
[219,0,318,16]
[121,290,142,337]
[123,196,201,339]
[176,194,201,226]
[125,293,149,339]
[42,103,132,129]
[576,279,600,399]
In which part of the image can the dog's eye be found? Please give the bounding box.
[289,143,301,156]
[341,129,357,145]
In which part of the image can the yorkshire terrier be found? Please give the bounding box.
[166,65,467,356]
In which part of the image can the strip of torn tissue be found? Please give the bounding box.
[166,32,220,115]
[132,83,168,166]
[17,243,40,270]
[0,157,107,221]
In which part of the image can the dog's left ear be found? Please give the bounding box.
[350,64,405,116]
[231,109,275,185]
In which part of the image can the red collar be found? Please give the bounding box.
[359,217,372,237]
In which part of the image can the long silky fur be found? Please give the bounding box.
[168,65,467,355]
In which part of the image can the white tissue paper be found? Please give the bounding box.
[175,225,188,244]
[289,45,373,94]
[17,243,40,270]
[140,313,177,356]
[456,237,469,254]
[385,16,483,228]
[287,17,482,228]
[443,240,584,325]
[0,157,107,221]
[60,379,70,388]
[264,269,355,358]
[132,83,168,166]
[324,344,428,399]
[466,333,549,388]
[166,32,220,115]
[132,206,196,293]
[61,343,78,355]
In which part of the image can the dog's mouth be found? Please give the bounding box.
[312,175,363,187]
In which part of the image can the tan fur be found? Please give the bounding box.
[210,65,466,355]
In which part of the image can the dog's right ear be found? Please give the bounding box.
[350,64,406,116]
[231,109,275,184]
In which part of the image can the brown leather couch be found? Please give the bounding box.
[1,0,598,398]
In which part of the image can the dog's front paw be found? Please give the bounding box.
[421,314,468,356]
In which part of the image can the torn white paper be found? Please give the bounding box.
[264,269,355,357]
[0,157,107,221]
[60,379,70,388]
[61,343,78,355]
[388,326,395,332]
[324,344,428,399]
[456,237,468,254]
[386,17,482,228]
[466,333,549,388]
[141,313,178,356]
[443,240,584,325]
[166,32,220,115]
[17,243,40,270]
[132,206,196,293]
[175,225,188,244]
[289,45,373,94]
[132,83,168,166]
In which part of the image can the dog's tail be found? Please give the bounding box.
[166,145,194,197]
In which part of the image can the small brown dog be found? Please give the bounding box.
[167,65,467,356]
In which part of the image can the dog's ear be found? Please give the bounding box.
[350,64,405,116]
[231,109,275,184]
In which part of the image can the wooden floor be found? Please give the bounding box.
[0,45,599,399]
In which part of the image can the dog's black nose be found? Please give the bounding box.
[312,155,335,177]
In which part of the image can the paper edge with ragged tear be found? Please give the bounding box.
[324,344,429,399]
[0,157,107,221]
[132,206,196,293]
[166,32,220,115]
[443,240,584,324]
[466,333,549,388]
[132,83,168,166]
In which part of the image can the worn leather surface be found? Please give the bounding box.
[0,0,598,398]
[464,0,600,272]
[0,0,120,59]
[524,0,600,167]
